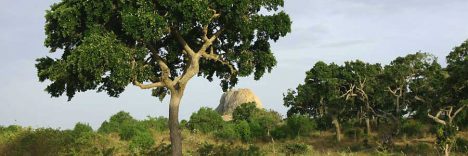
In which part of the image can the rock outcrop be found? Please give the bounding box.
[216,88,263,121]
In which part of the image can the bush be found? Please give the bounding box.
[286,114,316,138]
[149,143,172,156]
[400,119,425,138]
[5,128,68,155]
[271,125,289,139]
[72,123,93,136]
[215,122,239,140]
[249,110,282,139]
[188,107,224,133]
[129,131,155,155]
[454,137,468,153]
[141,116,168,131]
[236,120,252,142]
[196,143,264,156]
[282,143,310,155]
[233,102,259,121]
[98,111,137,134]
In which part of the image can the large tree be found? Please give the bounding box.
[427,40,468,156]
[35,0,291,155]
[284,61,351,142]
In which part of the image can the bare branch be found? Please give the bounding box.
[428,110,447,125]
[453,105,467,119]
[133,81,165,89]
[386,87,398,96]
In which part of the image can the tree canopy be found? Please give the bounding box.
[36,0,291,100]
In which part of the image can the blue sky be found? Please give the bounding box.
[1,0,468,129]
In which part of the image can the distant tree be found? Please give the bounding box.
[382,52,437,117]
[187,107,224,133]
[232,102,260,122]
[341,60,382,135]
[36,1,291,154]
[284,61,349,142]
[427,40,468,156]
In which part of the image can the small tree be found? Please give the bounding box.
[187,107,224,133]
[232,102,259,122]
[36,1,291,154]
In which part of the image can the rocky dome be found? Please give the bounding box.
[215,88,263,121]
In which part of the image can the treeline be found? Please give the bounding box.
[284,40,468,155]
[0,112,169,155]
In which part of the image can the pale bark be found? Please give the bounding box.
[365,118,371,135]
[169,92,183,156]
[332,116,342,142]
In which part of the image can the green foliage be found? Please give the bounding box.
[282,143,310,155]
[141,116,168,131]
[188,107,224,133]
[248,109,282,139]
[96,111,156,154]
[37,0,291,100]
[233,102,260,122]
[4,128,68,155]
[129,131,155,155]
[454,137,468,153]
[196,143,264,156]
[285,114,316,138]
[236,120,252,142]
[215,122,239,140]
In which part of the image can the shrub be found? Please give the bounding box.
[286,114,316,138]
[142,116,168,131]
[454,137,468,153]
[282,143,310,155]
[129,131,155,155]
[400,119,425,138]
[236,120,252,142]
[6,128,68,155]
[149,143,172,156]
[98,111,137,134]
[271,125,289,139]
[233,102,259,121]
[72,123,93,136]
[196,143,264,156]
[215,122,239,140]
[249,110,282,139]
[188,107,224,133]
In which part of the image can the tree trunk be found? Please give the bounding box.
[366,117,371,135]
[444,143,450,156]
[332,116,342,142]
[169,92,183,156]
[396,95,400,116]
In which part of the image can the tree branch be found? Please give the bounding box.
[172,29,196,56]
[201,49,237,76]
[428,110,447,125]
[453,105,466,119]
[133,81,165,89]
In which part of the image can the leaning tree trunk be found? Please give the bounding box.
[332,116,342,142]
[169,92,183,156]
